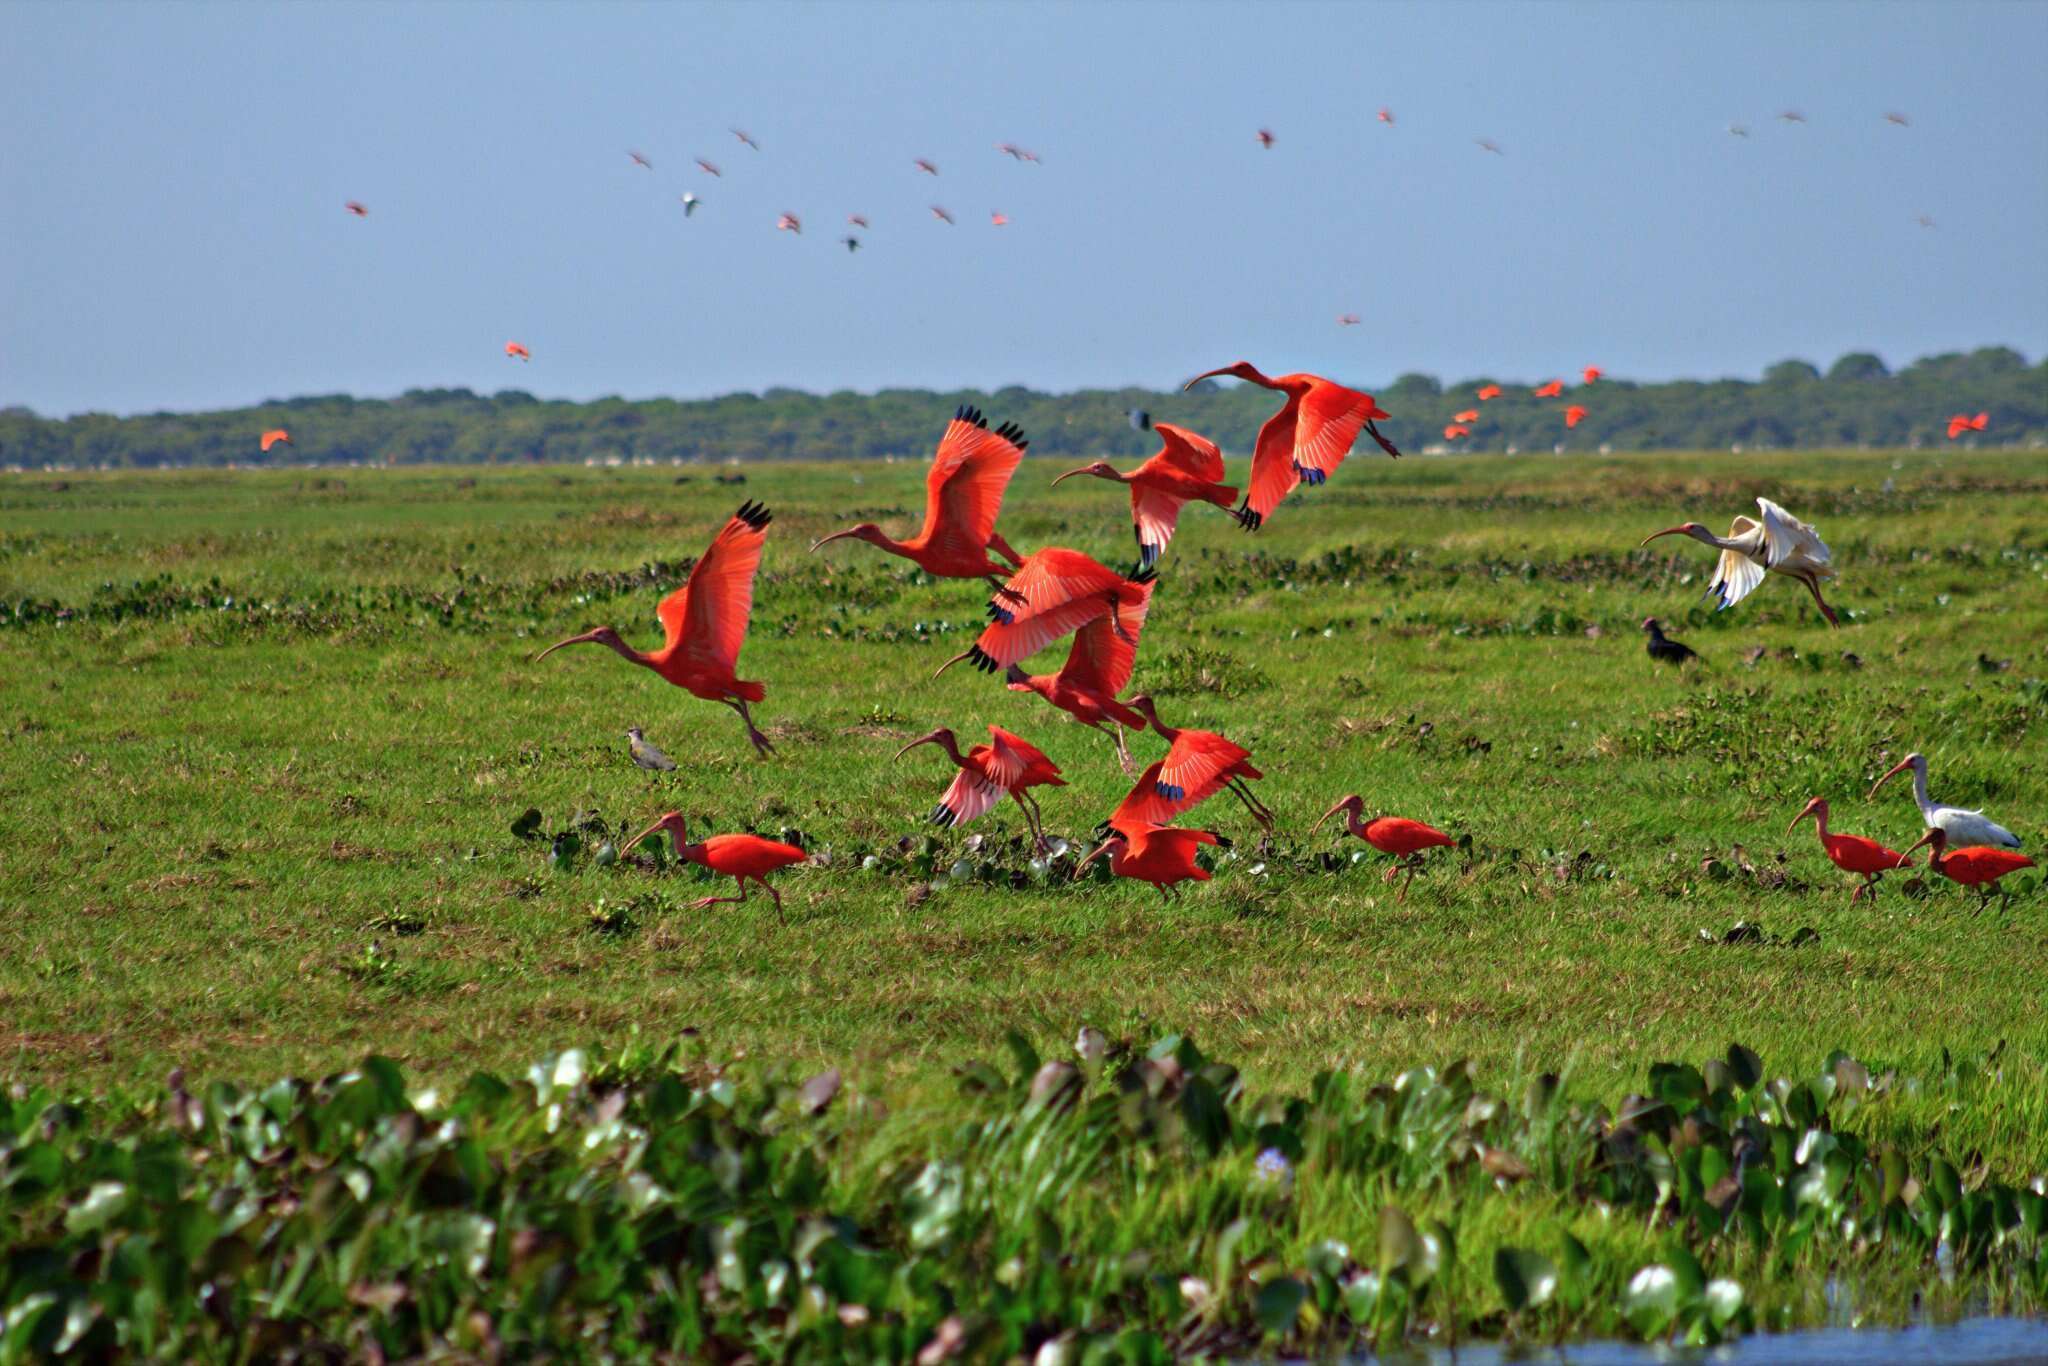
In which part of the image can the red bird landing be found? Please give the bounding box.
[1122,695,1272,831]
[626,811,805,922]
[1077,818,1229,900]
[535,502,777,757]
[895,724,1065,851]
[1946,412,1988,440]
[1898,827,2035,907]
[1313,796,1456,901]
[1049,421,1236,570]
[1182,361,1399,530]
[1787,797,1905,902]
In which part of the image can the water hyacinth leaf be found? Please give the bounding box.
[1253,1276,1306,1335]
[903,1161,963,1250]
[1557,1230,1591,1309]
[65,1181,131,1233]
[1378,1205,1423,1276]
[1704,1278,1745,1326]
[1492,1246,1556,1311]
[1212,1216,1250,1288]
[1726,1043,1764,1090]
[1622,1264,1681,1337]
[1306,1239,1350,1281]
[1004,1029,1042,1086]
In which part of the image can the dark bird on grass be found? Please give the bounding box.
[1641,617,1700,666]
[626,727,677,771]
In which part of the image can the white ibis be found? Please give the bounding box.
[1641,496,1839,626]
[1869,753,2021,849]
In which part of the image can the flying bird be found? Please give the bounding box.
[811,406,1028,591]
[1181,361,1400,529]
[1564,405,1588,429]
[626,727,677,771]
[1050,422,1236,570]
[1778,110,1807,123]
[344,201,369,217]
[1121,696,1272,831]
[1453,409,1479,423]
[1640,617,1699,666]
[1946,412,1988,439]
[1337,313,1361,326]
[895,724,1066,850]
[842,235,861,252]
[259,429,291,453]
[1640,496,1839,626]
[1787,797,1904,903]
[1884,112,1910,126]
[848,214,870,228]
[1377,107,1395,125]
[630,150,652,169]
[625,811,806,921]
[1076,812,1228,900]
[1533,379,1564,398]
[1475,138,1503,154]
[505,341,531,362]
[732,128,759,150]
[776,212,802,234]
[535,502,778,757]
[1897,828,2034,906]
[930,205,955,224]
[1312,796,1456,902]
[990,211,1009,226]
[1476,384,1502,401]
[914,158,939,175]
[1581,366,1604,384]
[1869,753,2021,849]
[996,143,1040,162]
[1917,214,1936,229]
[1728,124,1750,138]
[680,193,700,216]
[1257,128,1276,148]
[1443,424,1471,441]
[696,158,722,177]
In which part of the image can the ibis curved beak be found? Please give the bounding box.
[892,732,942,762]
[1868,759,1912,799]
[1182,365,1235,391]
[808,528,862,553]
[625,817,672,854]
[1050,466,1096,488]
[532,629,605,663]
[1785,802,1819,836]
[1639,526,1690,547]
[932,649,973,680]
[1311,796,1358,837]
[1897,827,1937,866]
[1073,838,1118,878]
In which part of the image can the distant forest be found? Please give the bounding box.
[3,347,2042,468]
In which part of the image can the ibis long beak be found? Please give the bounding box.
[1182,365,1235,391]
[625,817,670,853]
[1868,759,1912,799]
[1311,797,1356,837]
[932,649,973,679]
[809,529,862,553]
[532,629,605,663]
[1073,838,1118,878]
[1639,526,1690,547]
[1785,808,1816,837]
[892,733,941,762]
[1050,466,1095,488]
[1897,828,1936,866]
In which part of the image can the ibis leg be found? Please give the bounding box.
[728,699,776,757]
[1227,777,1276,831]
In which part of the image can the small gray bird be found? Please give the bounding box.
[626,727,677,771]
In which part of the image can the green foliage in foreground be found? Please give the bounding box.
[3,344,2043,467]
[3,1031,2044,1361]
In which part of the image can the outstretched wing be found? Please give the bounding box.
[920,406,1026,561]
[658,502,771,674]
[1112,762,1171,828]
[1707,516,1765,610]
[1151,422,1225,482]
[1755,497,1830,573]
[1291,379,1385,479]
[986,725,1062,787]
[1130,484,1187,569]
[1152,733,1255,816]
[1060,576,1153,695]
[932,768,1003,828]
[1240,400,1302,526]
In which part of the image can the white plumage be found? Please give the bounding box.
[1642,496,1839,626]
[1870,753,2022,850]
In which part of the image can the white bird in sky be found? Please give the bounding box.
[1869,753,2022,850]
[1640,496,1839,626]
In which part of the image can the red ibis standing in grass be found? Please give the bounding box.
[1181,361,1401,529]
[1896,828,2035,907]
[894,724,1066,850]
[625,812,806,922]
[811,407,1029,593]
[1311,796,1456,901]
[1049,421,1237,569]
[1077,785,1230,901]
[1640,496,1839,626]
[1120,695,1273,831]
[1786,797,1906,902]
[535,502,778,757]
[1868,753,2022,849]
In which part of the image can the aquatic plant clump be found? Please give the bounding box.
[1,1032,2042,1360]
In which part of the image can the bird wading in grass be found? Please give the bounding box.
[1121,695,1273,832]
[1896,828,2035,908]
[1312,796,1456,901]
[1181,361,1400,530]
[1076,805,1230,901]
[535,503,778,758]
[625,811,806,922]
[626,727,677,771]
[1868,753,2022,850]
[1640,496,1839,626]
[1787,797,1905,902]
[894,724,1065,851]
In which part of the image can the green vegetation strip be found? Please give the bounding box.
[3,1032,2043,1360]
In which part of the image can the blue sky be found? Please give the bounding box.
[3,0,2044,416]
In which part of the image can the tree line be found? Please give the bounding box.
[3,347,2040,469]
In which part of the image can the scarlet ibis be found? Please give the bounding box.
[848,214,870,228]
[776,212,802,234]
[1377,107,1394,125]
[536,502,777,757]
[1453,409,1480,423]
[1257,128,1275,148]
[990,211,1009,226]
[812,406,1029,591]
[1779,110,1807,123]
[630,150,652,169]
[1443,425,1471,441]
[696,159,721,177]
[1077,806,1229,900]
[625,811,806,922]
[1337,313,1361,326]
[344,201,369,217]
[732,128,759,150]
[1181,361,1400,530]
[996,143,1040,162]
[1898,829,2035,908]
[894,724,1065,850]
[1869,753,2021,849]
[1533,379,1564,398]
[1475,138,1503,154]
[1312,796,1456,901]
[938,550,1152,678]
[259,429,291,453]
[681,193,701,217]
[1049,421,1237,569]
[930,205,955,224]
[1787,797,1905,902]
[1640,496,1838,627]
[1641,617,1700,666]
[914,158,939,175]
[1582,366,1603,384]
[1946,412,1988,439]
[506,341,531,362]
[1564,405,1588,429]
[1476,384,1502,401]
[626,727,677,771]
[1123,695,1272,831]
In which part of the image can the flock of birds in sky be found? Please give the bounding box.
[523,368,2032,916]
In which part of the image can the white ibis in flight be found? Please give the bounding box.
[1640,497,1839,627]
[1869,753,2022,849]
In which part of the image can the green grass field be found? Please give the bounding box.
[4,447,2047,1353]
